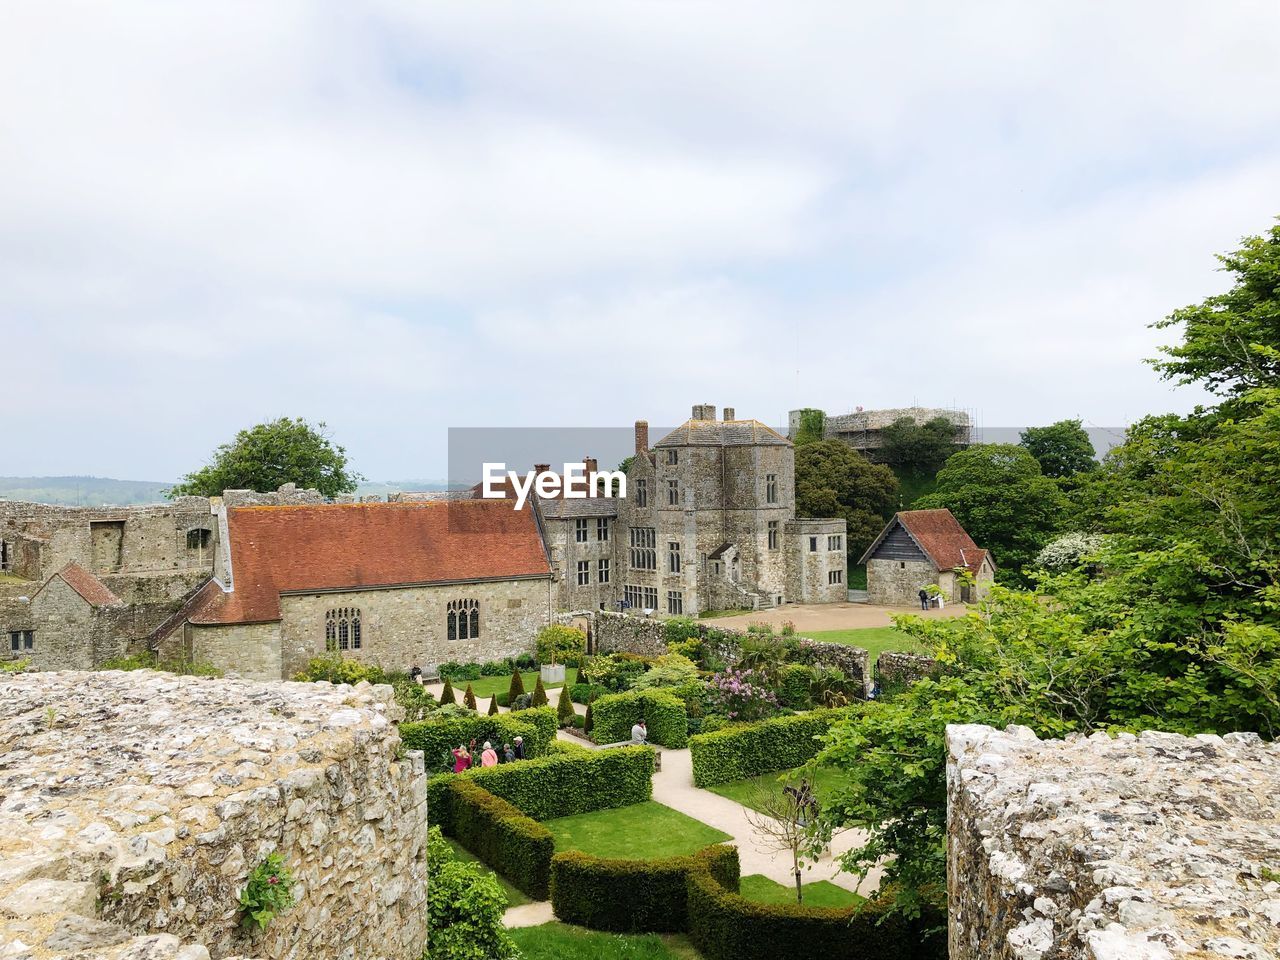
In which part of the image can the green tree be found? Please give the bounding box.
[1019,419,1098,478]
[439,677,457,706]
[556,687,576,727]
[1152,220,1280,404]
[463,683,478,711]
[168,417,361,498]
[792,408,827,447]
[507,670,526,704]
[536,625,586,667]
[879,416,961,475]
[795,440,899,560]
[531,676,549,708]
[916,444,1066,583]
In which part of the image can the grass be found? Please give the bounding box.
[447,670,562,699]
[705,765,853,815]
[509,923,703,960]
[738,873,863,909]
[805,625,926,663]
[545,801,731,859]
[0,573,31,586]
[444,838,531,906]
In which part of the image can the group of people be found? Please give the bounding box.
[451,735,525,772]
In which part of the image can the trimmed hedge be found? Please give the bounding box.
[400,707,557,772]
[688,709,851,787]
[568,682,608,704]
[550,844,739,933]
[591,689,688,748]
[428,745,655,831]
[448,780,554,899]
[685,859,946,960]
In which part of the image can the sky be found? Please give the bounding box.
[3,2,1279,481]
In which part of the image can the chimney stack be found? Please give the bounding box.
[723,407,735,421]
[534,463,551,476]
[634,421,649,455]
[692,404,716,421]
[584,456,598,475]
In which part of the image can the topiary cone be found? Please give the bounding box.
[583,695,594,736]
[508,669,526,704]
[572,662,586,687]
[487,695,500,716]
[556,687,575,727]
[463,683,478,711]
[531,676,549,708]
[439,677,456,705]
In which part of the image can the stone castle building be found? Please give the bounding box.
[788,405,970,462]
[860,508,995,605]
[535,405,847,615]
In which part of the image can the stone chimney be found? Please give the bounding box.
[723,407,736,421]
[634,421,649,455]
[584,457,598,475]
[534,463,551,476]
[692,404,716,421]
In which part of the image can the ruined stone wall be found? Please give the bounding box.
[876,650,937,689]
[866,556,937,606]
[0,670,428,960]
[947,723,1280,960]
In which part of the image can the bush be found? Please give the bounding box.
[557,687,576,727]
[586,653,652,692]
[550,844,738,933]
[440,677,457,706]
[428,745,654,829]
[400,707,555,773]
[439,661,483,681]
[685,858,945,960]
[103,651,223,677]
[487,696,500,717]
[591,689,688,748]
[536,624,586,666]
[568,682,608,704]
[427,825,519,960]
[777,664,816,709]
[463,683,478,711]
[480,658,512,677]
[531,676,549,708]
[508,670,526,704]
[628,653,701,691]
[688,709,851,787]
[448,780,555,899]
[515,652,536,670]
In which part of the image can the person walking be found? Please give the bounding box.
[918,588,929,611]
[631,720,647,744]
[451,744,471,773]
[480,741,499,767]
[512,736,525,760]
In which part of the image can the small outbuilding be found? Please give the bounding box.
[859,508,995,606]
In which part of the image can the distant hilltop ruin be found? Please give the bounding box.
[787,406,971,462]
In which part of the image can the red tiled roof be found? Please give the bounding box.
[54,561,123,607]
[189,499,550,625]
[895,509,994,572]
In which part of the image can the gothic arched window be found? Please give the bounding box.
[447,599,480,641]
[326,607,362,652]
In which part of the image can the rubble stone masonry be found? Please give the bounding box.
[0,670,428,960]
[947,723,1280,960]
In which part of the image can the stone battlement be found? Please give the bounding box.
[947,723,1280,960]
[0,670,428,960]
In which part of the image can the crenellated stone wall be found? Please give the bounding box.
[947,723,1280,960]
[0,670,428,960]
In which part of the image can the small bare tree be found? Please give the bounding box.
[743,776,833,904]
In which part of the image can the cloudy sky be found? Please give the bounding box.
[3,2,1278,481]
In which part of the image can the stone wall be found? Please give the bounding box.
[947,723,1280,960]
[784,518,848,604]
[876,650,937,689]
[866,556,937,606]
[0,670,428,960]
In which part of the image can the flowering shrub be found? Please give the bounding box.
[239,853,295,932]
[707,668,778,721]
[1035,532,1106,570]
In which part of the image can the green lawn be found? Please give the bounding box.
[545,801,731,859]
[738,873,863,909]
[705,765,852,815]
[447,670,563,699]
[805,625,926,662]
[444,838,530,906]
[510,923,703,960]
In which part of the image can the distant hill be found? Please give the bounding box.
[0,476,450,507]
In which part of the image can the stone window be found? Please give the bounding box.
[623,585,657,610]
[667,590,683,615]
[828,569,844,585]
[665,449,678,466]
[635,479,648,508]
[575,519,589,543]
[326,608,362,651]
[597,518,610,541]
[644,586,658,609]
[668,541,681,573]
[667,479,680,506]
[828,534,844,551]
[809,536,818,552]
[598,558,610,583]
[8,630,34,652]
[629,527,656,570]
[577,560,590,586]
[624,584,641,608]
[447,599,480,642]
[767,521,779,550]
[186,528,212,561]
[766,474,778,504]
